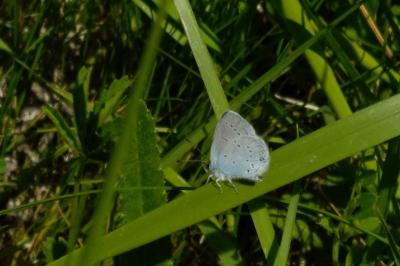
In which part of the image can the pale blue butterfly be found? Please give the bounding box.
[208,110,270,189]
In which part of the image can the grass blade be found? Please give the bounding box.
[73,67,90,152]
[248,199,278,259]
[173,0,228,116]
[42,105,80,152]
[375,206,400,264]
[273,185,300,266]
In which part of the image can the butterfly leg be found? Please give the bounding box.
[206,174,214,184]
[207,175,223,192]
[254,176,262,182]
[214,178,223,193]
[226,179,238,193]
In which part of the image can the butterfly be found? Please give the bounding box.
[208,110,270,190]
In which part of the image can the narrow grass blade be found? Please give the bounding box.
[273,185,300,266]
[66,161,85,252]
[0,38,13,54]
[97,76,133,125]
[248,199,278,259]
[42,105,80,152]
[0,190,99,217]
[73,67,90,152]
[173,0,228,116]
[133,0,221,52]
[377,138,400,216]
[375,206,400,264]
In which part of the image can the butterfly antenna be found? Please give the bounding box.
[182,136,211,166]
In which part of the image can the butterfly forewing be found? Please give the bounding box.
[216,135,269,180]
[210,111,256,167]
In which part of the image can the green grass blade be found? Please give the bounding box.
[73,67,90,153]
[375,206,400,264]
[66,160,85,252]
[349,41,400,83]
[97,76,133,125]
[266,196,388,244]
[271,0,352,118]
[11,56,74,105]
[50,93,400,266]
[199,221,244,266]
[377,138,400,216]
[273,185,300,266]
[0,189,99,217]
[173,0,228,116]
[42,105,80,152]
[133,0,221,52]
[248,199,278,259]
[0,37,13,54]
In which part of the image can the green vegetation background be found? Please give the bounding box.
[1,0,400,265]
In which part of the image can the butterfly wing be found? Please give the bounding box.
[217,135,269,181]
[210,110,256,169]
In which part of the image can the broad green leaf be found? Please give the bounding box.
[114,101,169,266]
